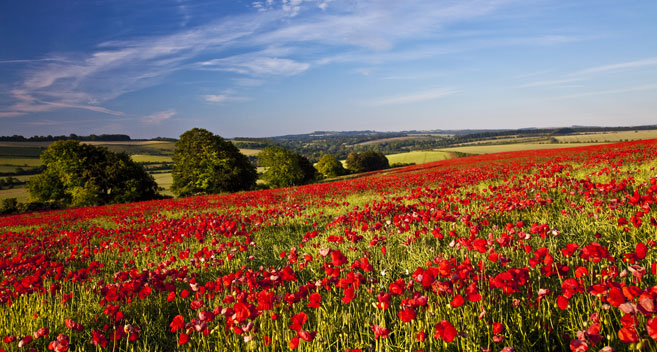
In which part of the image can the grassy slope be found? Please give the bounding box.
[555,129,657,143]
[386,150,453,164]
[437,142,600,155]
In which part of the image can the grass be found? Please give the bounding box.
[240,148,262,156]
[437,142,600,155]
[555,129,657,143]
[151,172,173,196]
[0,157,41,167]
[131,155,173,163]
[385,150,453,165]
[0,186,29,202]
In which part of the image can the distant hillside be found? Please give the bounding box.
[4,124,656,163]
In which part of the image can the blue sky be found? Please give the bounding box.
[1,0,656,138]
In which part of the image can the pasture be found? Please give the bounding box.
[555,129,657,143]
[437,142,600,155]
[386,150,454,165]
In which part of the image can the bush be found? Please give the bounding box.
[28,140,159,207]
[259,146,317,188]
[346,151,390,173]
[315,154,347,178]
[0,198,18,214]
[171,128,256,197]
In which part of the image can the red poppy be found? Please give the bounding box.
[371,325,389,340]
[91,331,108,348]
[398,307,416,322]
[289,336,300,349]
[570,339,588,352]
[434,320,457,342]
[233,303,250,322]
[647,318,657,340]
[307,292,321,308]
[331,250,348,267]
[389,279,405,295]
[618,327,639,343]
[169,315,184,332]
[178,332,189,345]
[342,286,355,304]
[450,294,465,308]
[298,330,316,342]
[289,312,308,332]
[607,287,625,307]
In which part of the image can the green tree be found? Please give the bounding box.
[28,140,159,207]
[315,154,347,178]
[346,151,390,173]
[171,128,256,197]
[259,146,317,188]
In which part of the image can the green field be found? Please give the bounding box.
[151,173,174,196]
[555,129,657,143]
[240,148,262,156]
[0,186,29,203]
[386,150,453,164]
[437,142,600,155]
[130,154,173,163]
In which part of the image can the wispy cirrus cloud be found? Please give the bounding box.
[142,109,176,124]
[200,55,310,76]
[364,88,456,106]
[2,11,272,117]
[521,57,657,90]
[519,78,584,88]
[2,0,534,118]
[203,91,251,104]
[557,83,657,99]
[573,57,657,76]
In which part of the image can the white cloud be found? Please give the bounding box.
[203,93,250,104]
[519,78,584,88]
[4,12,270,117]
[522,56,657,90]
[365,88,456,106]
[3,0,516,117]
[201,56,310,76]
[574,57,657,76]
[557,84,657,99]
[0,111,23,118]
[142,109,176,124]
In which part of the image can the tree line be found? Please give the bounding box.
[2,128,391,213]
[0,134,132,142]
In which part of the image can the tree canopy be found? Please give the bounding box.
[28,140,159,207]
[345,151,390,173]
[315,154,347,178]
[259,146,317,188]
[171,128,256,197]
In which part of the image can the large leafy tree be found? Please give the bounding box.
[259,146,317,188]
[315,154,347,178]
[28,140,159,207]
[171,128,256,196]
[345,150,390,173]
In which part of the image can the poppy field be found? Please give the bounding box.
[1,140,657,352]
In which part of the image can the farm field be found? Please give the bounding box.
[1,140,657,351]
[437,142,600,155]
[386,150,454,165]
[556,130,657,143]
